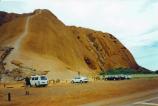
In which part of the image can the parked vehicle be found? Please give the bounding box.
[125,75,132,79]
[103,74,132,81]
[71,76,88,83]
[30,75,48,87]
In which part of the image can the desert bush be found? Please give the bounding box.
[56,79,60,83]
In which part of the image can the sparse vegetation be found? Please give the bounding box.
[155,70,158,74]
[56,79,60,83]
[100,67,154,75]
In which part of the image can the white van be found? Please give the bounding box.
[30,75,48,87]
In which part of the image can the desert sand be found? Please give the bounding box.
[1,78,158,106]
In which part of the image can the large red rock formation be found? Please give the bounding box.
[0,9,138,79]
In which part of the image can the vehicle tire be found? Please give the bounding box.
[35,83,38,87]
[30,84,32,87]
[80,80,83,83]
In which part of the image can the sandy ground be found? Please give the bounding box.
[82,87,158,106]
[0,78,158,106]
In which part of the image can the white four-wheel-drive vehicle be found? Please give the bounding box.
[30,75,48,87]
[71,76,88,83]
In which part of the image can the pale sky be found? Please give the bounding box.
[0,0,158,71]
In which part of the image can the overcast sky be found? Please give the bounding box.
[0,0,158,70]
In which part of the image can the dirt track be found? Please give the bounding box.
[1,78,158,106]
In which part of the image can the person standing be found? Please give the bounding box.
[25,76,31,87]
[24,76,31,95]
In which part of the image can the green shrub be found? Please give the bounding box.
[100,67,153,75]
[155,70,158,74]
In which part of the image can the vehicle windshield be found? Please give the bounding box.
[75,77,80,79]
[82,77,88,80]
[40,76,47,80]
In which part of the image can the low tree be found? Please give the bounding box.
[155,70,158,74]
[99,67,153,75]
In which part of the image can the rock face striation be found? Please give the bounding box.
[0,9,138,79]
